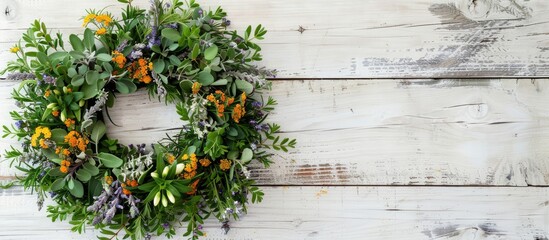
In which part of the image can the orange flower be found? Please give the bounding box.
[52,110,60,117]
[111,51,126,68]
[207,94,215,102]
[44,90,51,97]
[192,82,201,94]
[96,28,107,35]
[217,104,225,117]
[199,158,211,167]
[64,131,89,152]
[232,104,245,123]
[227,97,234,105]
[187,180,199,195]
[141,75,152,84]
[167,154,175,164]
[39,139,49,149]
[62,148,71,156]
[60,165,68,173]
[64,118,75,128]
[241,92,246,103]
[55,147,61,154]
[183,171,196,179]
[219,159,231,171]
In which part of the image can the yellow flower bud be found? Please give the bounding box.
[175,163,185,175]
[151,172,159,179]
[53,89,61,95]
[79,99,85,107]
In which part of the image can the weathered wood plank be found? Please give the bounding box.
[0,186,547,239]
[1,79,549,186]
[1,0,549,78]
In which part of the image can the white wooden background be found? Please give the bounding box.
[1,0,549,239]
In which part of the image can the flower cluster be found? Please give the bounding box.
[1,1,296,239]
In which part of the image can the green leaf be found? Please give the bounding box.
[71,77,84,87]
[197,71,214,86]
[91,120,106,143]
[68,179,84,198]
[97,153,123,168]
[227,150,239,160]
[36,52,49,65]
[83,28,94,50]
[204,44,218,61]
[48,168,65,177]
[161,28,181,42]
[115,79,137,94]
[191,43,200,60]
[69,34,84,52]
[153,59,165,74]
[51,178,65,191]
[83,162,99,176]
[137,181,157,192]
[76,168,91,182]
[211,79,227,86]
[82,82,98,100]
[67,68,77,78]
[179,80,193,93]
[241,148,253,164]
[85,71,99,85]
[235,79,254,94]
[50,128,67,144]
[96,53,112,62]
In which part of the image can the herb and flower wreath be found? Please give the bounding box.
[1,0,295,239]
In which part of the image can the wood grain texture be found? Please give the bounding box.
[1,0,549,78]
[1,79,549,186]
[0,186,547,240]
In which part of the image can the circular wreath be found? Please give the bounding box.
[2,0,295,239]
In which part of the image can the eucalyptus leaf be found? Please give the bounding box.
[71,77,84,87]
[83,28,94,50]
[51,178,65,191]
[197,71,214,86]
[96,53,112,62]
[161,28,181,42]
[86,71,99,85]
[241,148,253,163]
[83,162,100,176]
[68,179,84,198]
[91,120,106,143]
[69,34,84,52]
[204,44,218,61]
[76,168,91,182]
[97,152,124,168]
[50,128,67,144]
[235,79,254,94]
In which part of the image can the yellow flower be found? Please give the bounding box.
[96,28,107,35]
[241,92,246,103]
[219,159,231,171]
[83,13,96,26]
[95,14,112,26]
[181,154,189,160]
[31,126,52,148]
[10,46,19,53]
